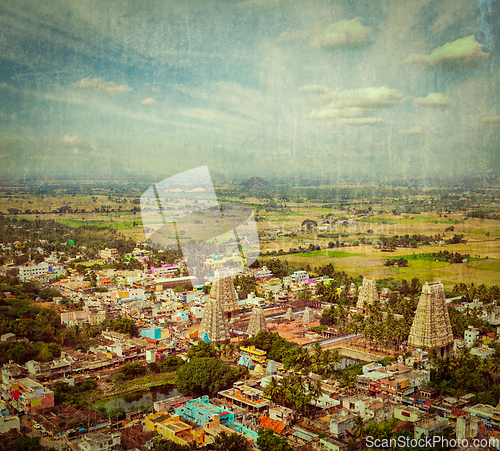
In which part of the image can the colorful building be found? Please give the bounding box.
[145,413,204,446]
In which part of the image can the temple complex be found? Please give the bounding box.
[209,269,240,320]
[301,307,315,324]
[408,281,454,357]
[247,307,268,336]
[284,308,294,321]
[356,278,379,313]
[198,298,230,345]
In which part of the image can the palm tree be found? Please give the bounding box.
[352,415,365,438]
[264,377,284,404]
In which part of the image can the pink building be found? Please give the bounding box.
[10,378,54,414]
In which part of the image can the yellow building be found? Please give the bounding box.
[239,345,266,364]
[145,413,205,446]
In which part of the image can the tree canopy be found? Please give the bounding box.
[175,357,248,396]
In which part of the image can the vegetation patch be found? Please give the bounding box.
[293,249,360,258]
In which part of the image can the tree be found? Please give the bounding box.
[176,357,248,396]
[13,437,42,451]
[256,429,292,451]
[212,431,252,451]
[186,341,216,359]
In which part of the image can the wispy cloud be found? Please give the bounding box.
[323,86,404,108]
[304,107,365,119]
[141,97,158,105]
[403,35,488,70]
[71,77,133,96]
[481,115,500,123]
[60,134,81,145]
[400,127,424,136]
[310,17,372,50]
[412,93,451,107]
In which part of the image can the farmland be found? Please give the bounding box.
[0,179,499,289]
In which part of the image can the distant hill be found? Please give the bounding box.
[242,177,275,190]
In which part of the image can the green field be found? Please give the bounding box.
[469,261,500,272]
[294,249,361,258]
[398,253,485,263]
[359,217,460,225]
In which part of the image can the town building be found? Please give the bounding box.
[414,416,448,440]
[100,248,118,261]
[18,261,52,282]
[464,326,480,347]
[408,282,454,357]
[8,378,54,414]
[174,396,258,443]
[145,412,205,446]
[78,430,121,451]
[291,271,309,284]
[218,384,270,413]
[329,409,356,437]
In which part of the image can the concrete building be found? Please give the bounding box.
[9,378,54,414]
[18,262,51,282]
[100,248,118,261]
[174,396,258,443]
[145,412,204,446]
[471,344,495,359]
[1,333,16,342]
[245,292,266,307]
[414,416,448,440]
[456,415,481,441]
[408,282,454,357]
[465,326,480,347]
[394,405,422,423]
[269,405,294,426]
[292,271,309,284]
[319,437,348,451]
[151,265,179,277]
[329,409,356,437]
[218,384,270,413]
[78,430,121,451]
[142,328,162,340]
[61,310,89,326]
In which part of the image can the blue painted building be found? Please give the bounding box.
[174,397,258,442]
[141,328,162,340]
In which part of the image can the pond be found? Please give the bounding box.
[94,384,182,412]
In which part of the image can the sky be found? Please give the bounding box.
[0,0,499,184]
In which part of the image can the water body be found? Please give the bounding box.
[334,358,358,371]
[95,384,181,411]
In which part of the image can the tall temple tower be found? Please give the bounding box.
[284,308,295,321]
[247,307,268,336]
[408,281,454,357]
[302,307,315,323]
[356,278,379,313]
[198,298,230,344]
[209,269,240,320]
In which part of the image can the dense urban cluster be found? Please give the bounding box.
[0,217,500,451]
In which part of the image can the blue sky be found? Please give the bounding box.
[0,0,499,183]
